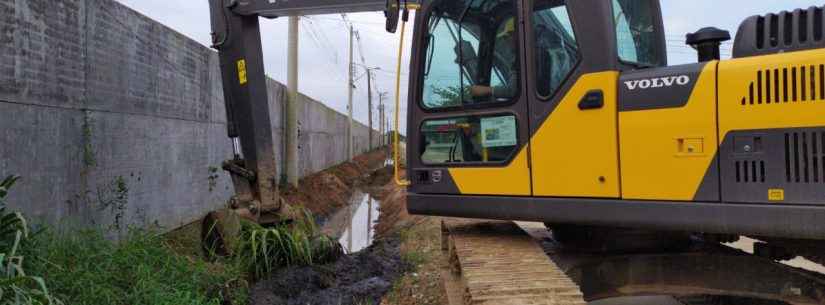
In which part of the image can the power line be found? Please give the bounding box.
[313,16,386,26]
[300,18,348,83]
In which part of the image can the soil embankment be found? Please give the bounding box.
[281,149,389,218]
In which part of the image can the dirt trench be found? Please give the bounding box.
[281,149,390,219]
[249,151,423,305]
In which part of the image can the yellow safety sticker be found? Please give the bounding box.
[768,189,785,202]
[237,59,247,85]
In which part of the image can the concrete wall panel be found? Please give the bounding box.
[0,0,381,231]
[0,0,87,109]
[84,110,232,230]
[0,102,85,224]
[85,0,212,121]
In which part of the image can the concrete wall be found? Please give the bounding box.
[0,0,380,231]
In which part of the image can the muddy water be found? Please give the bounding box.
[321,190,381,254]
[727,236,825,274]
[517,222,825,305]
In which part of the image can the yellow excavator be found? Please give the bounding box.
[208,0,825,244]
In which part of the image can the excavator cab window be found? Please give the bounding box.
[612,0,666,67]
[418,0,521,165]
[420,114,518,164]
[532,1,579,99]
[421,0,520,109]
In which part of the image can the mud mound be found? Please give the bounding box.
[282,149,389,218]
[249,238,409,305]
[374,170,420,238]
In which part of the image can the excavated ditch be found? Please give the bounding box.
[249,237,408,305]
[250,161,409,305]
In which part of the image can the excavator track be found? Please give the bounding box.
[441,219,586,305]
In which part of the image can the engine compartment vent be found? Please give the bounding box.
[735,160,766,183]
[741,64,825,105]
[784,131,824,183]
[734,6,825,58]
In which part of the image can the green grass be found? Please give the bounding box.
[235,209,342,279]
[397,227,428,269]
[1,174,341,305]
[0,174,248,305]
[7,208,343,305]
[0,175,62,305]
[23,229,248,305]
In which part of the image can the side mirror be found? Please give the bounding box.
[385,0,400,33]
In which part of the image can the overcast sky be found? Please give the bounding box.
[116,0,822,134]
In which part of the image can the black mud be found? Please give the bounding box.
[250,237,409,305]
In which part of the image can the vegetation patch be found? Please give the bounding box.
[2,175,247,305]
[234,210,342,280]
[81,111,96,168]
[24,229,246,305]
[0,176,62,305]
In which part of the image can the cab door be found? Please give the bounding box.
[524,0,622,198]
[407,0,532,196]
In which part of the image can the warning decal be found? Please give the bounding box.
[237,59,248,85]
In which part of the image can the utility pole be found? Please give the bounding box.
[347,25,354,161]
[378,92,388,147]
[377,102,383,147]
[386,109,392,149]
[386,112,391,159]
[367,69,373,150]
[286,16,300,187]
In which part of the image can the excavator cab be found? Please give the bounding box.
[407,0,666,196]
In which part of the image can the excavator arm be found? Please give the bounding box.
[207,0,412,222]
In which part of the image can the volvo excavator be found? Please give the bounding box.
[208,0,825,246]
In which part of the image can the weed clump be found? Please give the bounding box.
[0,175,62,305]
[235,209,342,279]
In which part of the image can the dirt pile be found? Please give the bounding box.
[249,237,410,305]
[282,149,389,218]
